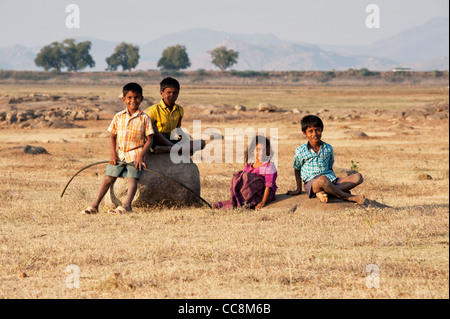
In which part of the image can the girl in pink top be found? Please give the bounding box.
[214,135,277,210]
[244,135,277,209]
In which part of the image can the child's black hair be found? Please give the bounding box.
[160,77,180,92]
[244,135,273,165]
[301,115,324,132]
[123,82,143,97]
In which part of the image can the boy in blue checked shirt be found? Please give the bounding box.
[287,115,365,205]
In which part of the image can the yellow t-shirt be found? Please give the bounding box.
[146,99,184,138]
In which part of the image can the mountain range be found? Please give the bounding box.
[0,17,448,72]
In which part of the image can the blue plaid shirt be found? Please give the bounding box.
[293,141,337,184]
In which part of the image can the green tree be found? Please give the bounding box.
[34,39,95,72]
[209,46,239,72]
[34,42,65,72]
[106,42,140,71]
[157,45,191,71]
[62,39,95,72]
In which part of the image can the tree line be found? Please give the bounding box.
[35,39,238,73]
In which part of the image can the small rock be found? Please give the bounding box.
[258,103,277,112]
[51,119,80,129]
[32,120,53,129]
[417,174,433,180]
[234,105,246,112]
[110,273,121,282]
[74,110,86,120]
[24,145,49,155]
[201,108,215,115]
[286,205,297,213]
[345,131,369,139]
[5,112,17,124]
[86,113,99,121]
[18,121,31,129]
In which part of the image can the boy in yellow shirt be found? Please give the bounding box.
[146,77,205,154]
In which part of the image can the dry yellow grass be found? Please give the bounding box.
[0,83,448,299]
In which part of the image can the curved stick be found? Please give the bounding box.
[61,160,212,208]
[60,160,109,199]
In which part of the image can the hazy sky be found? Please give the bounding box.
[0,0,448,47]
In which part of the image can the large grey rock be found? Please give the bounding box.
[105,153,202,208]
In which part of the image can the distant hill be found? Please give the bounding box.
[318,17,449,70]
[0,45,38,70]
[136,28,397,71]
[0,18,448,71]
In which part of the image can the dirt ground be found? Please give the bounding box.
[0,81,448,299]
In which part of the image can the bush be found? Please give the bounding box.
[160,70,181,77]
[359,68,379,76]
[0,71,56,81]
[196,69,207,76]
[347,68,359,76]
[431,70,442,77]
[230,70,269,78]
[0,70,11,79]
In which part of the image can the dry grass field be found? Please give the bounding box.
[0,78,448,299]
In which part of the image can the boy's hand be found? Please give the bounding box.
[287,189,303,196]
[134,154,147,171]
[109,154,120,165]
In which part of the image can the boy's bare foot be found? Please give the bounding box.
[108,205,132,214]
[348,195,366,205]
[316,191,328,203]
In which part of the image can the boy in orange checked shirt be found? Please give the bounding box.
[80,82,154,215]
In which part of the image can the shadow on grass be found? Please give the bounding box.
[267,193,392,211]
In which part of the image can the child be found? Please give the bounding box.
[287,115,365,205]
[80,82,154,215]
[214,135,277,210]
[146,77,205,153]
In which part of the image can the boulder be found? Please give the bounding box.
[105,153,202,208]
[258,103,277,112]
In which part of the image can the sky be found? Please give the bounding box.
[0,0,448,48]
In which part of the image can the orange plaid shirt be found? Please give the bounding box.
[108,108,154,163]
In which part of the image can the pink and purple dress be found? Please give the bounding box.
[214,161,278,209]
